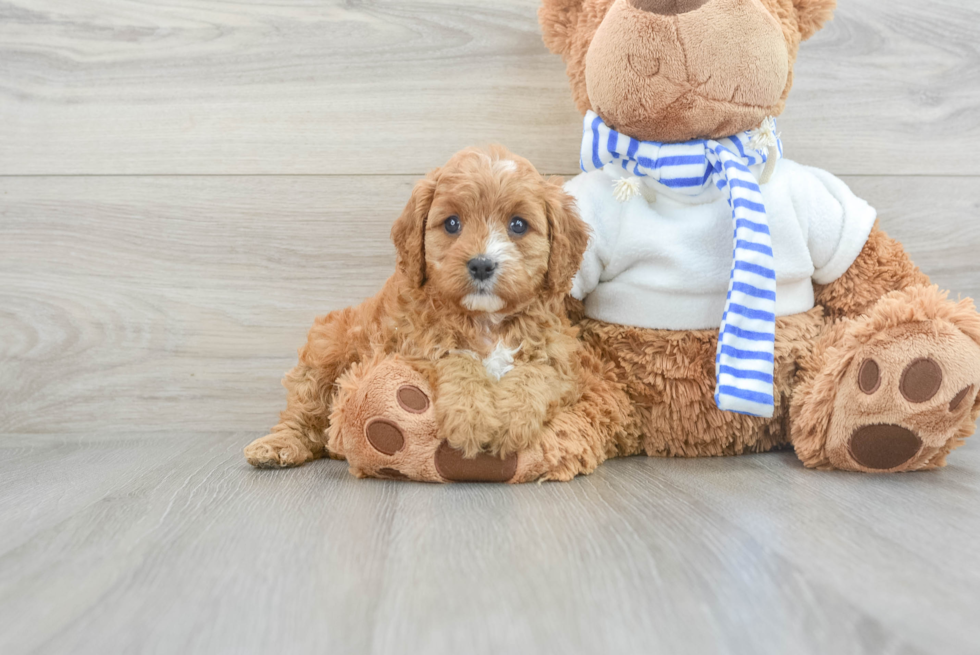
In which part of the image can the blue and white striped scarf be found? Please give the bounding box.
[580,110,782,418]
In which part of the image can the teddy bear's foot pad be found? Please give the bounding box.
[434,442,518,482]
[848,424,923,471]
[364,418,407,455]
[825,317,980,472]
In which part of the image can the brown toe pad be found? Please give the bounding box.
[365,419,405,455]
[377,467,410,480]
[849,424,922,470]
[949,385,974,412]
[397,385,430,413]
[900,358,943,403]
[858,358,881,394]
[434,442,518,482]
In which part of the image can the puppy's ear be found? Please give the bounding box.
[543,178,590,296]
[793,0,836,41]
[391,170,439,287]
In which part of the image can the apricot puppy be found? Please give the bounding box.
[245,146,633,482]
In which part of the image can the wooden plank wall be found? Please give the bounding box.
[2,0,978,436]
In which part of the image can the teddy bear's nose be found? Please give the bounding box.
[629,0,711,15]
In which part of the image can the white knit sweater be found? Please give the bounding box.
[567,158,877,330]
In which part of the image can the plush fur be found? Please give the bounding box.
[538,0,980,475]
[540,0,836,141]
[245,146,635,481]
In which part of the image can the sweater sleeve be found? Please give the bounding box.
[564,171,622,301]
[793,164,877,285]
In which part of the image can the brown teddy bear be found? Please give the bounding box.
[538,0,980,472]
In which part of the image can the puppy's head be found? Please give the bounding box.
[391,146,589,316]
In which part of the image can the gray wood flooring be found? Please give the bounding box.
[2,1,979,653]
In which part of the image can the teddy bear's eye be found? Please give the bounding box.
[509,217,528,235]
[444,216,461,235]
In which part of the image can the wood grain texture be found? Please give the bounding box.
[1,432,978,654]
[2,174,978,437]
[0,0,978,175]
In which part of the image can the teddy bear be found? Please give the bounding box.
[537,0,980,472]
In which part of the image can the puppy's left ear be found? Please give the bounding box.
[391,169,439,287]
[544,178,590,296]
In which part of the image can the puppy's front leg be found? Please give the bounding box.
[245,364,334,468]
[493,363,575,454]
[433,354,503,458]
[246,304,371,468]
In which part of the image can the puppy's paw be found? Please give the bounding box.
[244,433,315,468]
[432,353,504,457]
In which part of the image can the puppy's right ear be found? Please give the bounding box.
[391,170,439,287]
[538,0,587,56]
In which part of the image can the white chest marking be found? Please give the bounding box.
[483,341,521,381]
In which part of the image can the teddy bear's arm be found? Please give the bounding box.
[813,222,930,321]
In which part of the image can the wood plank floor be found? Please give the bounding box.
[2,1,980,653]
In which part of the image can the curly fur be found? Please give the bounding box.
[245,146,630,470]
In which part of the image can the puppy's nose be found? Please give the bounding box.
[467,257,497,282]
[629,0,710,15]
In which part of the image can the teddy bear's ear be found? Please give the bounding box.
[543,177,590,296]
[793,0,837,41]
[390,170,439,288]
[538,0,587,56]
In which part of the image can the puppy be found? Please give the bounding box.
[245,146,627,481]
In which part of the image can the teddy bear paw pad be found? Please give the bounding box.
[825,325,980,472]
[336,359,448,482]
[433,442,519,483]
[848,424,922,471]
[364,419,405,455]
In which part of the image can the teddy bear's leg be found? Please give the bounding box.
[328,354,446,481]
[791,224,980,471]
[792,286,980,472]
[330,354,534,483]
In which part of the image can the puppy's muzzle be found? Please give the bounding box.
[467,257,497,282]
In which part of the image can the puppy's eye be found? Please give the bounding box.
[444,216,461,235]
[509,217,528,235]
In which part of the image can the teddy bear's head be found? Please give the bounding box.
[540,0,836,143]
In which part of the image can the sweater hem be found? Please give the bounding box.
[582,279,816,330]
